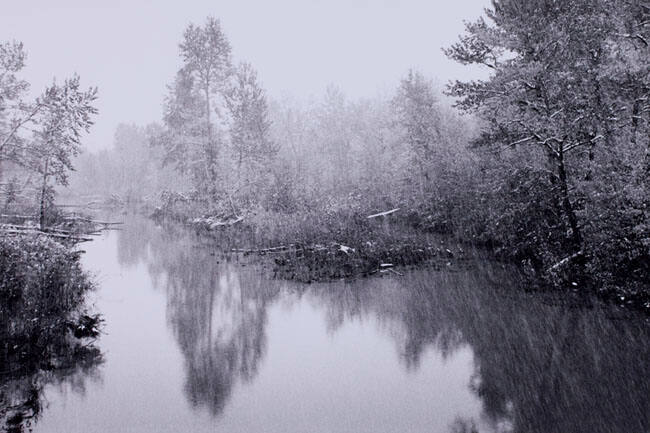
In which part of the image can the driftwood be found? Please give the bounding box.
[367,208,400,219]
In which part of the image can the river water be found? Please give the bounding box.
[29,215,649,433]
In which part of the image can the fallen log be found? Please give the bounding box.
[0,214,36,220]
[1,224,91,236]
[0,228,93,242]
[0,224,37,230]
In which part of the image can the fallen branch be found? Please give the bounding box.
[548,250,584,272]
[380,268,404,276]
[367,208,400,219]
[232,245,292,254]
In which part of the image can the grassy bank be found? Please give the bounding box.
[151,198,478,283]
[0,234,102,431]
[0,234,101,372]
[147,187,648,313]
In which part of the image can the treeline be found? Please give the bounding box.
[69,0,648,303]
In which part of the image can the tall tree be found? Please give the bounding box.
[180,16,232,198]
[0,41,98,226]
[154,17,233,202]
[444,0,649,252]
[224,62,276,205]
[392,70,443,198]
[444,0,649,288]
[28,76,98,229]
[315,85,354,192]
[157,69,204,177]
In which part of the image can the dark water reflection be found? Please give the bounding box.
[1,349,101,433]
[32,215,649,433]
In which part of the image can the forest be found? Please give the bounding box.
[1,0,649,318]
[60,1,650,307]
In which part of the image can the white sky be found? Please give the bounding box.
[1,0,489,151]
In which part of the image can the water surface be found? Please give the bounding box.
[23,216,650,433]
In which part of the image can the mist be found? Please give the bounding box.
[1,2,648,432]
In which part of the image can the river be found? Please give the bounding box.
[28,215,649,433]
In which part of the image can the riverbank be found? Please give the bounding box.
[15,213,649,433]
[0,205,105,430]
[151,203,468,280]
[0,233,102,431]
[145,200,649,313]
[0,234,102,369]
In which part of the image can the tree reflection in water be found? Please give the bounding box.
[0,347,102,433]
[118,215,649,433]
[117,216,279,416]
[307,271,649,433]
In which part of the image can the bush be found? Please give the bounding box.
[0,234,100,373]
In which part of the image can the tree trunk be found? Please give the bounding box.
[584,74,608,181]
[39,158,49,231]
[557,153,582,249]
[630,93,650,176]
[629,75,640,148]
[205,81,212,150]
[584,136,595,181]
[203,80,222,204]
[547,153,562,215]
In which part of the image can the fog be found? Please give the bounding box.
[1,2,648,432]
[0,0,488,151]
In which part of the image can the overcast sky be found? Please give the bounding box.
[1,0,489,151]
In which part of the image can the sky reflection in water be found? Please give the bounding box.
[29,216,649,433]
